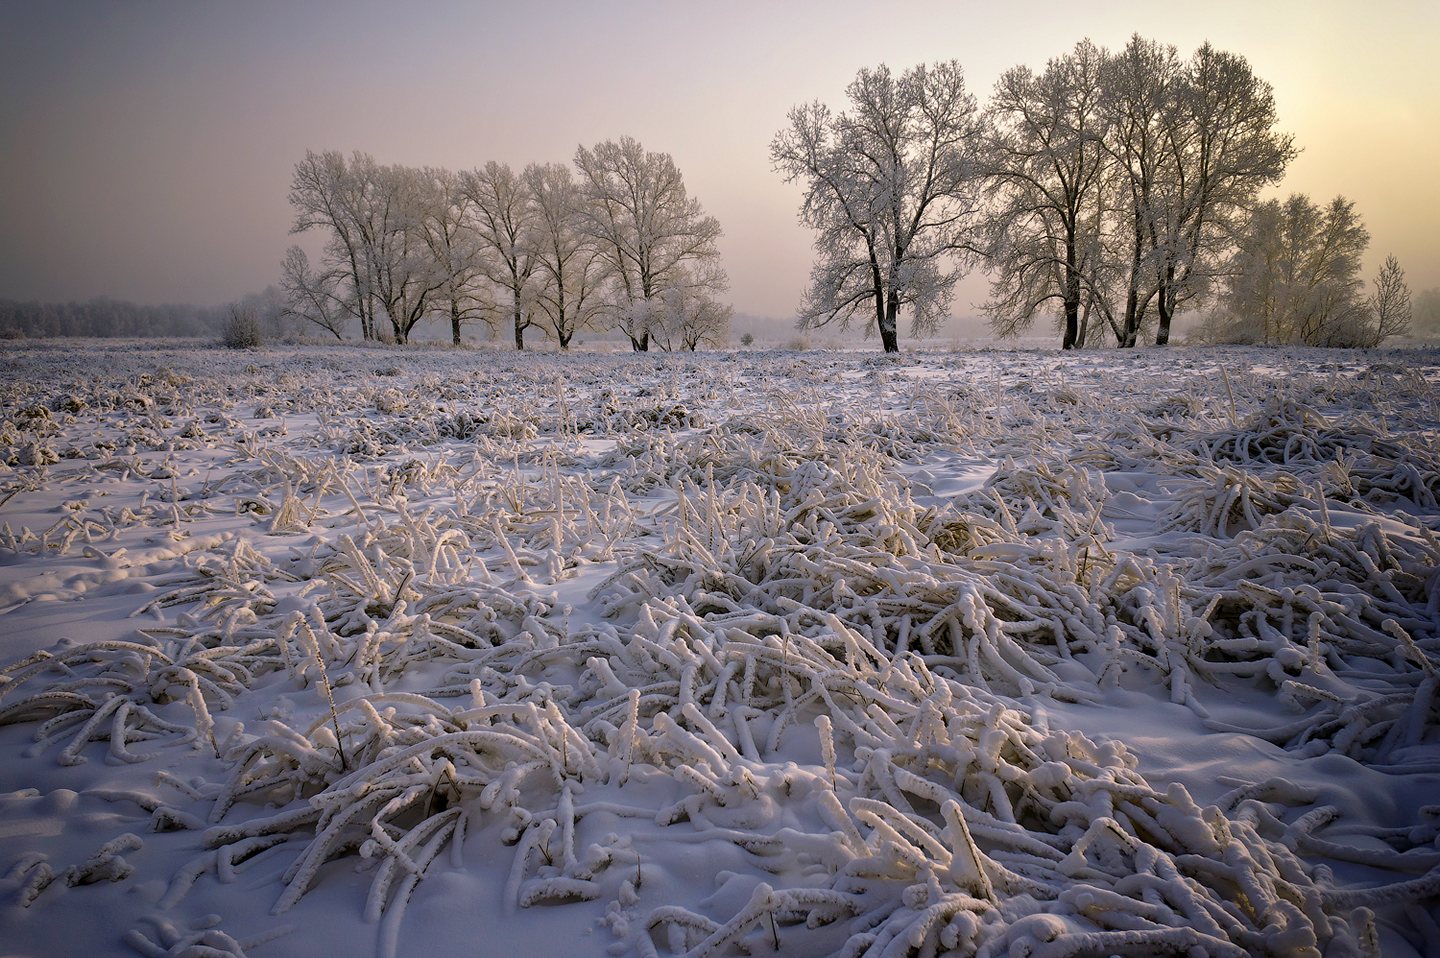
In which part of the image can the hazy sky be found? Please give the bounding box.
[2,0,1436,320]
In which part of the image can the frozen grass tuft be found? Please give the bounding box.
[0,342,1437,956]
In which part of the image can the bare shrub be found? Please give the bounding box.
[221,308,264,349]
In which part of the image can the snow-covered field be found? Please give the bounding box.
[1,340,1438,958]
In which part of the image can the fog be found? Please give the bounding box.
[1,0,1435,320]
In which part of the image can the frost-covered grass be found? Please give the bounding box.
[0,340,1437,957]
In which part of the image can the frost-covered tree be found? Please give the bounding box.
[419,168,489,346]
[773,61,985,353]
[1369,255,1412,343]
[288,152,449,345]
[289,151,379,340]
[1148,43,1293,345]
[574,137,724,352]
[525,163,606,350]
[279,246,349,340]
[1099,35,1181,347]
[358,161,450,345]
[459,161,541,350]
[982,41,1112,350]
[982,38,1292,350]
[1216,194,1371,346]
[650,269,732,351]
[0,297,222,338]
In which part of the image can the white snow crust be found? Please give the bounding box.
[0,340,1437,957]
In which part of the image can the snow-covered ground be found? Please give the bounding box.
[1,340,1437,958]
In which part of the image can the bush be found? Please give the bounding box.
[222,308,264,349]
[1189,312,1260,345]
[1314,310,1383,349]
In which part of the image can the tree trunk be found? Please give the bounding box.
[1120,212,1144,348]
[450,304,462,346]
[348,247,373,341]
[1119,283,1141,348]
[880,291,899,353]
[1155,296,1173,346]
[1155,268,1175,346]
[513,308,524,351]
[1076,294,1093,349]
[1062,239,1079,350]
[556,288,569,351]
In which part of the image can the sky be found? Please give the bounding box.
[1,0,1437,323]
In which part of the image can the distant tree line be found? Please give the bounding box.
[0,288,293,343]
[281,137,730,350]
[774,35,1418,350]
[0,297,226,339]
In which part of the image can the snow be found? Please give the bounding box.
[0,339,1437,957]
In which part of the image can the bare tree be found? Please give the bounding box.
[460,162,540,350]
[419,168,489,346]
[1100,35,1181,347]
[279,246,348,340]
[650,268,732,351]
[289,150,378,340]
[982,38,1293,350]
[1369,255,1412,342]
[288,152,450,345]
[773,62,985,352]
[357,160,449,344]
[982,41,1112,349]
[1149,43,1294,345]
[526,163,606,350]
[574,137,724,352]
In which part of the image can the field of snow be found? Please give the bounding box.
[1,340,1438,958]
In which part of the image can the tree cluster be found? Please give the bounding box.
[982,37,1300,349]
[1201,197,1411,347]
[282,139,729,350]
[776,36,1413,351]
